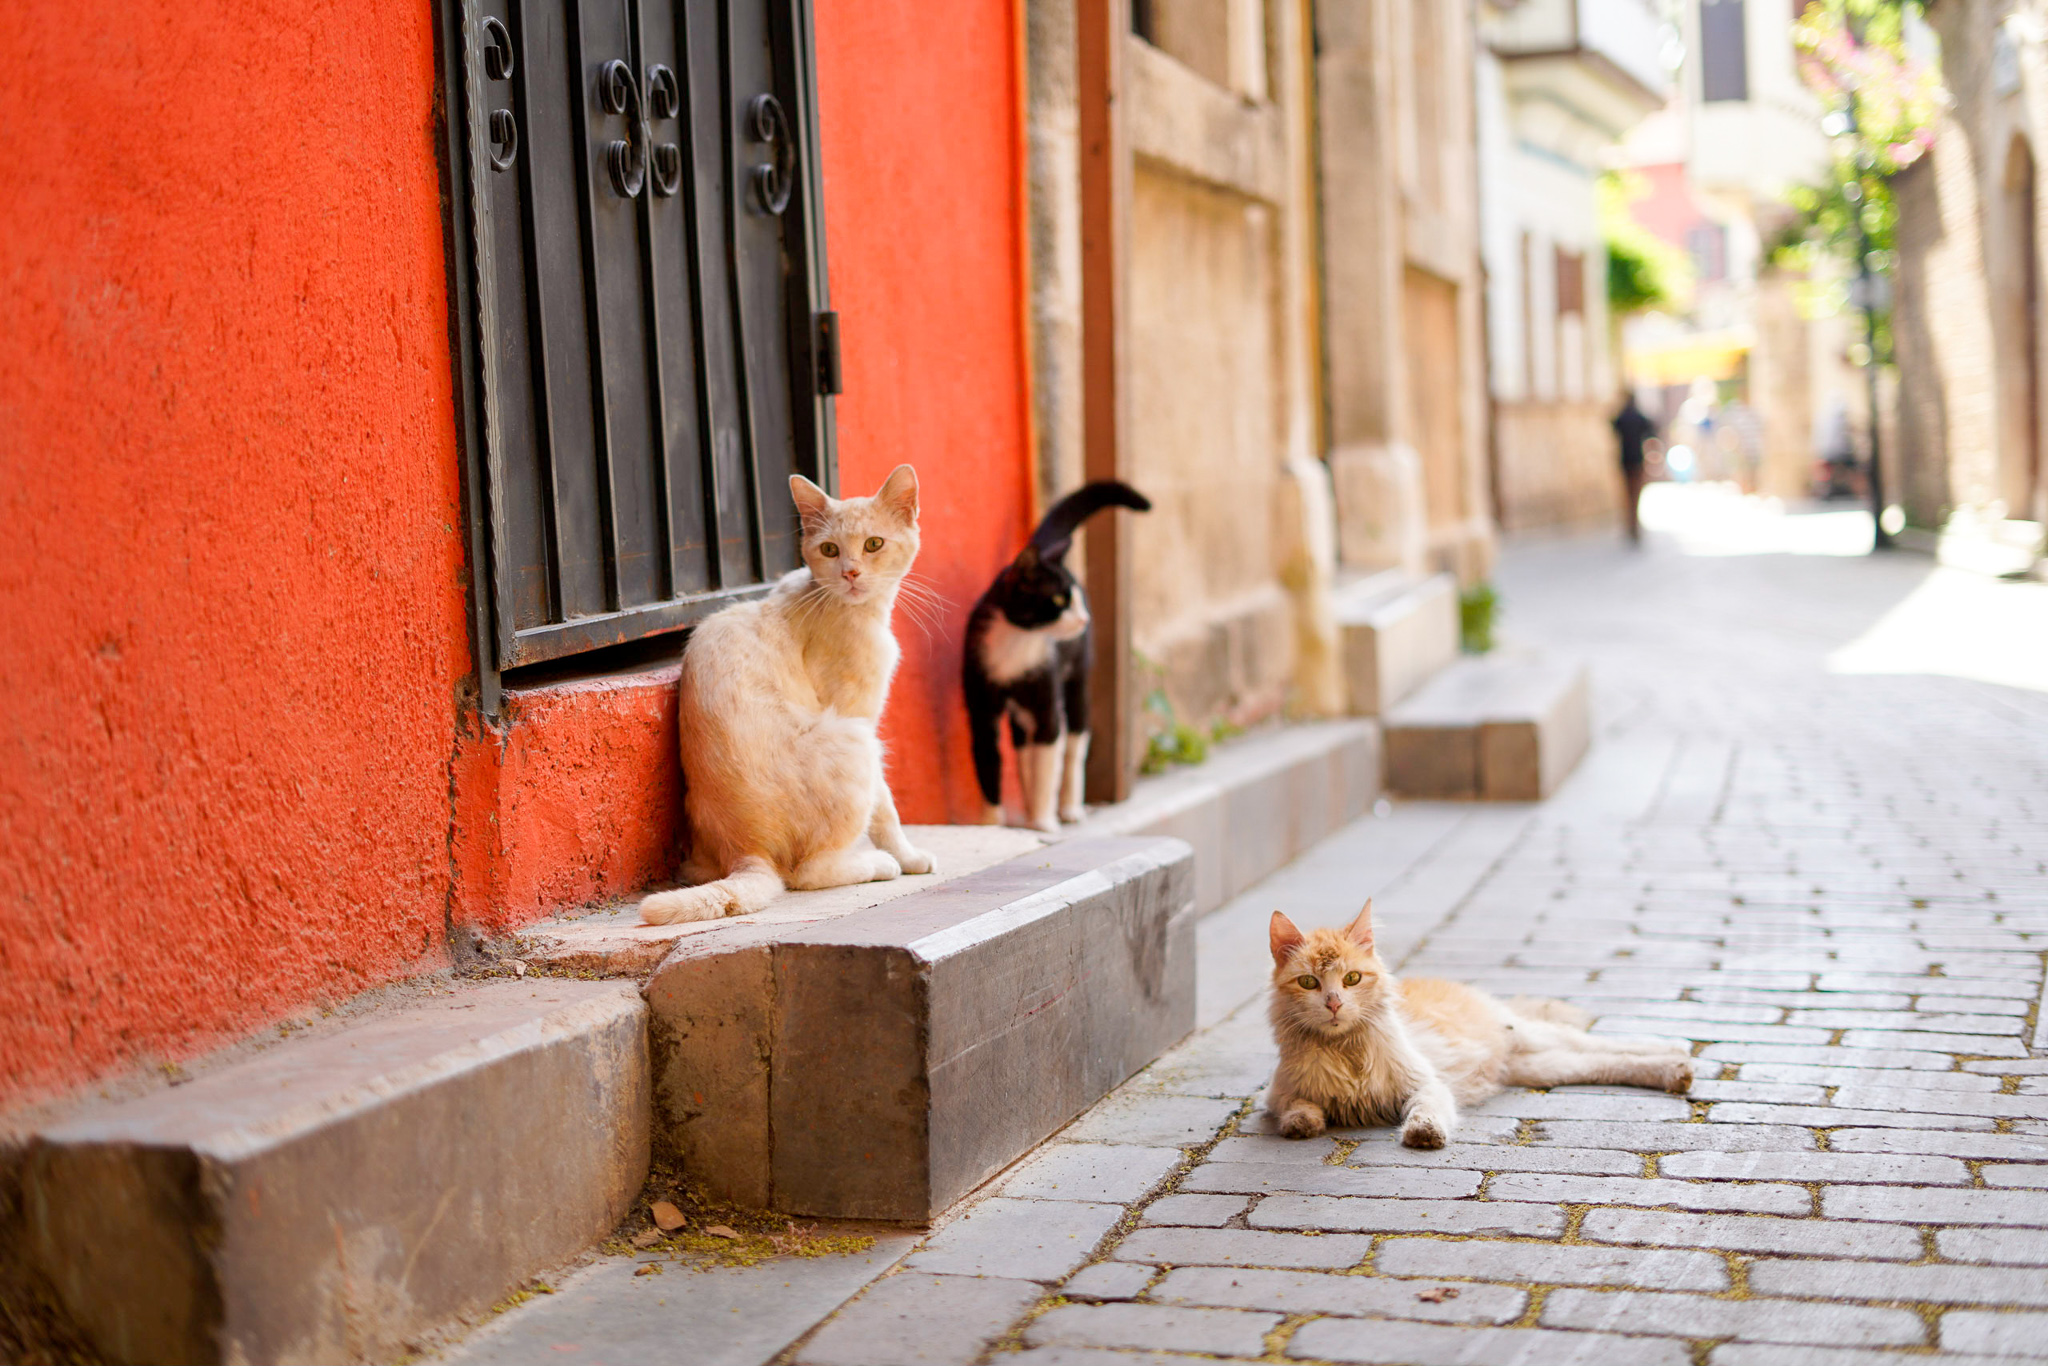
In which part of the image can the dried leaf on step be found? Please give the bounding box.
[630,1229,663,1249]
[1416,1287,1460,1303]
[634,1263,663,1277]
[650,1200,686,1232]
[705,1224,740,1240]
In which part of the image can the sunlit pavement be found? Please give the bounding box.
[447,487,2048,1366]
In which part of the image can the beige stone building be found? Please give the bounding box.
[1026,0,1499,752]
[1892,0,2048,566]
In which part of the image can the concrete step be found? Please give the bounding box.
[18,980,649,1366]
[1382,653,1591,801]
[646,836,1194,1222]
[1334,570,1460,717]
[1072,719,1380,915]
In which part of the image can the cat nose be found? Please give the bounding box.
[1324,995,1342,1011]
[844,565,861,579]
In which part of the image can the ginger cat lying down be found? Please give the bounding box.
[1267,903,1694,1147]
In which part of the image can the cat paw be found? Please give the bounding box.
[897,847,937,876]
[1660,1059,1695,1094]
[980,803,1007,826]
[1400,1117,1448,1149]
[1058,805,1087,824]
[867,851,903,882]
[1277,1108,1325,1140]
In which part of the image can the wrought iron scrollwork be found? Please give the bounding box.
[489,108,519,172]
[645,64,682,198]
[599,59,646,198]
[481,16,515,80]
[747,93,794,215]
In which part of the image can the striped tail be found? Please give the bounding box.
[638,856,784,925]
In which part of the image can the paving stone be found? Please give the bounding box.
[1936,1227,2048,1266]
[1001,1144,1185,1203]
[1247,1196,1566,1237]
[1374,1237,1729,1291]
[1061,1093,1244,1148]
[1830,1087,2048,1119]
[1579,1207,1922,1260]
[1980,1164,2048,1188]
[1024,1302,1279,1356]
[1006,1351,1225,1366]
[904,1198,1125,1281]
[1788,1009,2027,1034]
[1711,1346,2014,1366]
[793,1273,1043,1366]
[1697,1043,1955,1069]
[1347,1142,1642,1175]
[1484,1172,1812,1214]
[1470,1090,1693,1121]
[1839,1030,2028,1056]
[1528,1120,1818,1152]
[1970,1059,2048,1075]
[1180,1161,1482,1198]
[1748,1258,2048,1308]
[1346,1114,1522,1145]
[1208,1135,1339,1165]
[1540,1287,1926,1347]
[1741,1062,2001,1091]
[1828,1129,2048,1161]
[1152,1265,1525,1325]
[1061,1261,1157,1302]
[1823,1186,2048,1226]
[1706,1103,1999,1130]
[1817,973,2037,998]
[1134,1030,1278,1098]
[1286,1317,1692,1365]
[1141,1194,1249,1226]
[1112,1226,1372,1269]
[1659,1148,1971,1184]
[1687,1079,1829,1104]
[1941,1310,2048,1356]
[1589,1018,1834,1045]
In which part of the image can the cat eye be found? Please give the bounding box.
[864,536,884,553]
[1296,975,1319,991]
[1343,971,1362,987]
[819,541,840,558]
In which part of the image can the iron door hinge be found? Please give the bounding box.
[816,311,842,396]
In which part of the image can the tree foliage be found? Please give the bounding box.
[1600,172,1691,316]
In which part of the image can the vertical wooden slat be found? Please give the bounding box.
[569,1,624,611]
[720,0,769,584]
[1079,0,1134,803]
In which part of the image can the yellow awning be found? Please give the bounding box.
[1626,333,1750,386]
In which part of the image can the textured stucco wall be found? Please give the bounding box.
[0,1,469,1108]
[815,0,1036,824]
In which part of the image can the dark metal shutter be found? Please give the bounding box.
[453,0,836,674]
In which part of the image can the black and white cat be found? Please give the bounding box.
[963,481,1150,832]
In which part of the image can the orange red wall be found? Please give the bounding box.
[0,0,1031,1111]
[816,0,1036,823]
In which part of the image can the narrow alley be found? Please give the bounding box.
[442,491,2048,1365]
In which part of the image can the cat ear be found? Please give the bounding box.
[1014,544,1041,570]
[790,475,833,533]
[1343,900,1376,952]
[1269,911,1305,966]
[876,464,919,524]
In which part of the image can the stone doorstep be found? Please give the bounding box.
[1070,719,1381,916]
[18,981,650,1366]
[1334,569,1461,717]
[517,825,1048,977]
[1382,651,1592,801]
[645,836,1197,1224]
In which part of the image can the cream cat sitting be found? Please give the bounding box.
[639,466,936,925]
[1267,903,1692,1147]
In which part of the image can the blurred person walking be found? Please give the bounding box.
[1612,391,1655,543]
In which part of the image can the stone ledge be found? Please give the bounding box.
[647,836,1196,1222]
[1383,652,1591,800]
[1071,720,1380,915]
[19,981,649,1366]
[517,825,1048,978]
[1335,570,1460,717]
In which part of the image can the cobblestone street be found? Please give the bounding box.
[455,495,2048,1366]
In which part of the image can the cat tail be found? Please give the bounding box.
[1029,481,1152,560]
[1506,996,1594,1030]
[639,855,785,925]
